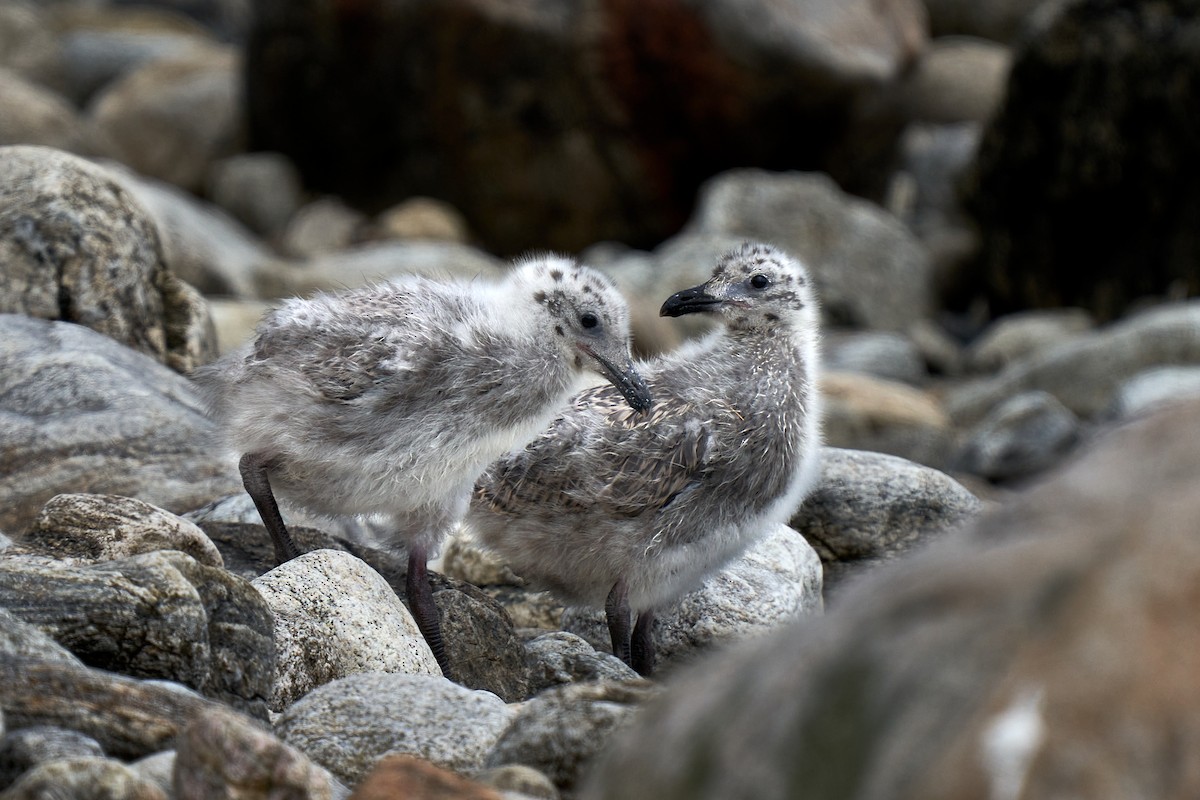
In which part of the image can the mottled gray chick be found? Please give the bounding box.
[195,256,652,676]
[470,243,822,675]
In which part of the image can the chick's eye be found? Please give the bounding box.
[580,312,599,329]
[749,274,770,290]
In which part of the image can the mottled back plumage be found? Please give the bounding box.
[470,243,823,619]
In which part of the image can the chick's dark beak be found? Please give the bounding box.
[581,345,653,413]
[660,284,723,317]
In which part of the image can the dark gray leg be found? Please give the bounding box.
[239,452,302,564]
[605,579,632,667]
[407,546,450,678]
[631,607,656,677]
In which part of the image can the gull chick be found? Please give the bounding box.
[195,256,652,676]
[470,242,822,675]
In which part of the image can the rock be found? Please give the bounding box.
[207,298,273,354]
[275,673,514,786]
[924,0,1056,41]
[0,66,106,155]
[89,48,243,192]
[685,170,934,330]
[440,528,527,589]
[965,0,1200,319]
[474,765,559,800]
[523,632,639,695]
[246,0,924,255]
[0,726,106,789]
[0,145,217,373]
[948,301,1200,425]
[0,316,236,533]
[251,550,440,712]
[434,581,530,703]
[54,5,225,103]
[281,197,368,258]
[0,657,220,760]
[907,317,966,376]
[885,123,982,292]
[252,241,505,300]
[128,751,175,799]
[954,391,1081,481]
[24,493,223,568]
[206,151,305,239]
[584,396,1200,800]
[823,330,928,385]
[348,754,502,800]
[174,706,343,800]
[3,756,167,800]
[0,550,273,716]
[563,523,823,672]
[964,307,1095,373]
[485,681,656,795]
[0,607,82,666]
[368,197,471,244]
[821,371,955,468]
[0,2,63,92]
[1108,365,1200,419]
[110,163,274,298]
[897,36,1012,124]
[789,447,982,593]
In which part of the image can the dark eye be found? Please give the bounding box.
[749,274,770,290]
[580,312,599,329]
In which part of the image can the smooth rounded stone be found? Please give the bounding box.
[687,170,933,330]
[475,765,558,800]
[252,241,506,300]
[24,493,223,568]
[349,754,502,800]
[0,550,274,716]
[0,66,106,155]
[953,390,1080,482]
[0,607,82,665]
[524,632,638,695]
[54,5,225,103]
[0,2,63,91]
[0,145,217,373]
[369,197,471,244]
[0,315,237,533]
[89,48,242,192]
[908,317,966,376]
[206,151,304,239]
[925,0,1055,41]
[823,330,928,385]
[109,163,274,298]
[964,307,1095,373]
[587,396,1200,800]
[790,447,982,594]
[275,673,515,786]
[949,301,1200,425]
[174,706,344,800]
[897,36,1012,124]
[0,657,220,760]
[1108,365,1200,421]
[821,371,956,469]
[439,527,527,589]
[434,582,530,703]
[251,550,441,712]
[3,756,166,800]
[563,523,823,672]
[128,751,174,799]
[281,196,367,258]
[484,681,656,795]
[488,588,564,633]
[0,726,106,789]
[207,297,273,354]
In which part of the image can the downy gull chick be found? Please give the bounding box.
[195,256,652,676]
[469,242,822,675]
